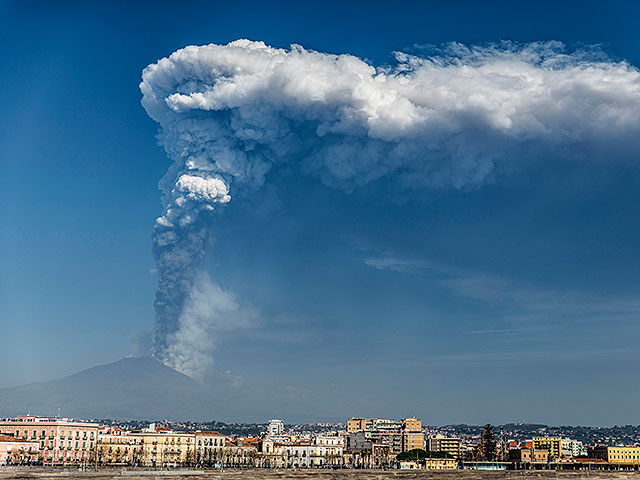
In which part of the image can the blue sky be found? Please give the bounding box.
[1,0,640,425]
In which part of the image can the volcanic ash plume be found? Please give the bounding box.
[140,39,640,377]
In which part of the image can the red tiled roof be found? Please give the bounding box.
[0,434,36,443]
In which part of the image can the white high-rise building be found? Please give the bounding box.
[267,419,284,437]
[561,438,586,457]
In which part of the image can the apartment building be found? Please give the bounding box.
[0,434,39,465]
[194,431,227,464]
[532,436,562,459]
[593,446,640,465]
[561,438,586,457]
[219,437,259,466]
[267,419,284,437]
[96,428,143,465]
[402,418,422,432]
[509,448,549,464]
[401,418,424,452]
[367,418,403,454]
[427,435,461,459]
[97,427,260,467]
[347,418,366,434]
[134,430,196,466]
[346,417,420,454]
[346,430,372,451]
[0,416,98,464]
[367,418,402,432]
[261,438,286,467]
[282,440,343,467]
[315,434,344,448]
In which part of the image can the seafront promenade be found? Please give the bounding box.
[1,469,640,480]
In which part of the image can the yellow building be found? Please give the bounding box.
[347,418,366,433]
[596,446,640,465]
[532,437,562,459]
[424,457,456,470]
[427,435,461,459]
[98,428,197,467]
[96,429,143,465]
[134,430,196,467]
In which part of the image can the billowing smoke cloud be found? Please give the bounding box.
[140,39,640,377]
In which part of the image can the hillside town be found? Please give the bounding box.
[0,415,639,471]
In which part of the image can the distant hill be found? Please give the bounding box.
[0,356,218,420]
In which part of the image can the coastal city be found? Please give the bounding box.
[0,415,638,471]
[3,4,640,480]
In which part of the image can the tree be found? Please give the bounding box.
[481,424,497,461]
[396,449,453,461]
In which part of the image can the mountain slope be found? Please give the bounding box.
[0,357,216,420]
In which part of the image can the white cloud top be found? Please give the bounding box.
[142,39,640,191]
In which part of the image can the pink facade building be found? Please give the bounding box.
[0,434,39,465]
[0,416,99,464]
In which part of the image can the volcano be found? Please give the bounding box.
[0,357,217,420]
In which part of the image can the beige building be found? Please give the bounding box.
[346,417,410,454]
[0,434,39,465]
[428,435,461,459]
[99,428,259,467]
[282,442,343,468]
[194,431,227,465]
[134,429,196,467]
[96,428,143,465]
[402,432,424,452]
[347,418,366,433]
[402,418,422,432]
[509,448,549,464]
[98,427,197,467]
[261,435,343,468]
[220,438,259,466]
[261,438,286,467]
[401,418,424,452]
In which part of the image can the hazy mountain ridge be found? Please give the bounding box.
[0,357,216,420]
